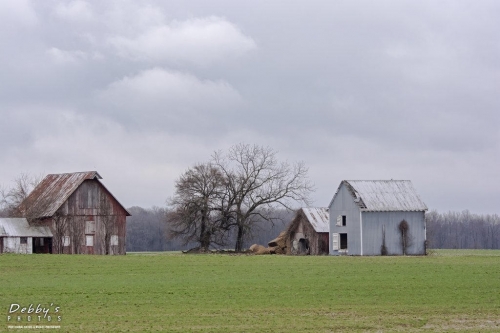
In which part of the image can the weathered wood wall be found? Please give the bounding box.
[52,179,127,255]
[286,211,329,255]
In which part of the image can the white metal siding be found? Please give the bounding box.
[362,211,426,255]
[329,183,362,255]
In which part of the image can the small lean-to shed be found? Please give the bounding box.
[329,180,427,256]
[286,207,329,255]
[18,171,130,255]
[0,218,53,254]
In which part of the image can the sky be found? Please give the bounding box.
[0,0,499,213]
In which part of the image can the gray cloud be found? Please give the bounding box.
[108,16,257,66]
[0,0,498,213]
[96,67,244,135]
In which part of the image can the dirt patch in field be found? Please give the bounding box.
[422,317,500,331]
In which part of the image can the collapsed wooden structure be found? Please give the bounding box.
[249,207,329,255]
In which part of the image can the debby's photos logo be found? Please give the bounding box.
[6,303,62,323]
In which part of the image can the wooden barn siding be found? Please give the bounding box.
[329,183,362,255]
[286,213,316,255]
[362,211,426,255]
[55,179,127,255]
[286,212,329,255]
[318,233,329,254]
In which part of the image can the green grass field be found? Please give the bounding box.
[1,250,500,332]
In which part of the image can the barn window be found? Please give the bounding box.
[86,235,94,247]
[79,183,98,209]
[340,233,348,250]
[85,220,96,234]
[20,237,27,244]
[62,236,70,247]
[336,215,347,227]
[111,235,118,246]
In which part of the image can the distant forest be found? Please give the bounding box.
[126,206,292,252]
[426,210,500,249]
[126,207,500,252]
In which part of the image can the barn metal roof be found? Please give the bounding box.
[330,180,428,212]
[301,207,329,232]
[0,218,53,237]
[19,171,130,218]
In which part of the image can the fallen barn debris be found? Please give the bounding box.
[249,207,329,255]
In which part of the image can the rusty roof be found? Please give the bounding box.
[0,218,53,237]
[301,207,329,233]
[19,171,130,218]
[330,180,428,212]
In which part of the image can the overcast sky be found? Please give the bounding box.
[1,0,498,213]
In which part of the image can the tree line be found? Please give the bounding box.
[126,208,500,252]
[426,210,500,249]
[126,206,292,252]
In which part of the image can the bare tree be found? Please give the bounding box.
[0,173,43,217]
[52,212,68,254]
[167,163,230,251]
[380,224,388,255]
[398,220,412,255]
[69,216,85,254]
[213,144,314,252]
[98,192,115,255]
[151,206,168,250]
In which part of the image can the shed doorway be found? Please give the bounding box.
[32,237,52,254]
[298,238,310,255]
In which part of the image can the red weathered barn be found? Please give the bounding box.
[19,171,130,255]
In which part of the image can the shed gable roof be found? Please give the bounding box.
[0,218,53,237]
[301,207,329,233]
[330,180,428,212]
[19,171,130,218]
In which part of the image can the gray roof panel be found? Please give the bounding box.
[19,171,130,218]
[0,218,53,237]
[302,207,329,232]
[330,180,428,212]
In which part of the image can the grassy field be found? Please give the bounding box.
[1,250,500,332]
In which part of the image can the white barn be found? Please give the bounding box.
[329,180,428,256]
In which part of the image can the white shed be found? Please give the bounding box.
[0,218,53,254]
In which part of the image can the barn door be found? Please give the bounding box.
[0,237,3,254]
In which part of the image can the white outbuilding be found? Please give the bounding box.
[0,218,53,254]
